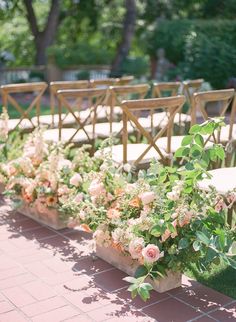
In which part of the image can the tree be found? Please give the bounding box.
[23,0,60,65]
[110,0,136,77]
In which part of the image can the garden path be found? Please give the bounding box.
[0,198,235,322]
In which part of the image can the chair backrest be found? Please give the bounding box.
[193,89,235,142]
[107,84,150,128]
[116,76,134,85]
[1,82,48,130]
[121,95,186,166]
[56,88,107,143]
[182,79,204,107]
[90,78,118,88]
[50,80,89,126]
[153,82,181,98]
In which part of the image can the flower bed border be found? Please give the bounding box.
[96,244,182,293]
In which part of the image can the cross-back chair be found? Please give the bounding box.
[193,89,236,167]
[43,88,107,147]
[99,95,186,169]
[84,84,150,139]
[116,76,134,85]
[32,80,90,129]
[182,79,204,117]
[152,81,191,134]
[1,82,47,132]
[90,78,118,88]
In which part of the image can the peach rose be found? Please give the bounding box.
[129,197,141,208]
[139,191,155,205]
[129,237,145,259]
[107,208,121,219]
[70,173,82,187]
[142,244,164,263]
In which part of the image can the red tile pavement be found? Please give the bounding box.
[0,200,235,322]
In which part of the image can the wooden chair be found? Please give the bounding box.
[192,89,235,143]
[116,76,134,85]
[198,167,236,226]
[152,81,191,134]
[84,84,150,139]
[90,78,118,88]
[98,95,186,169]
[1,82,47,132]
[193,89,236,167]
[182,79,204,124]
[43,88,107,146]
[30,81,90,128]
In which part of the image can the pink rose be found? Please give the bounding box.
[74,193,83,203]
[142,244,164,263]
[179,211,193,227]
[88,180,105,197]
[129,238,145,259]
[139,191,155,205]
[70,173,82,187]
[58,185,71,196]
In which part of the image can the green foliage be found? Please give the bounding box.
[145,19,236,87]
[120,56,149,78]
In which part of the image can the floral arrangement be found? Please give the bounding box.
[4,128,103,225]
[65,118,236,301]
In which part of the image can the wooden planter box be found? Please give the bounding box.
[0,183,5,194]
[18,203,67,230]
[96,244,182,293]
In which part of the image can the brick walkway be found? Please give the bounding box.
[0,199,235,322]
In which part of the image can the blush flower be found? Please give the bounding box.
[139,191,155,205]
[88,180,105,197]
[142,244,164,263]
[70,173,82,187]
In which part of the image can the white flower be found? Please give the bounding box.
[123,163,132,172]
[167,191,180,201]
[70,173,82,187]
[129,237,145,259]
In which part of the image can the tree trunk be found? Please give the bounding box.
[23,0,61,65]
[110,0,136,77]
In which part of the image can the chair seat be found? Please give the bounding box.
[84,122,135,138]
[43,128,94,144]
[156,135,213,153]
[150,112,191,128]
[210,124,236,144]
[97,143,167,165]
[31,110,91,128]
[8,119,34,131]
[198,167,236,194]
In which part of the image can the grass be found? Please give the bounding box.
[185,262,236,299]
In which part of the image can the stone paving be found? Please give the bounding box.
[0,199,235,322]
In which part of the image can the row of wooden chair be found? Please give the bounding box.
[0,78,203,133]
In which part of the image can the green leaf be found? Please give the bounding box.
[135,266,148,278]
[138,283,153,301]
[151,225,165,237]
[193,240,201,251]
[196,231,210,246]
[194,134,204,147]
[214,145,225,161]
[123,276,137,284]
[228,242,236,256]
[181,135,192,146]
[189,124,201,134]
[178,238,189,250]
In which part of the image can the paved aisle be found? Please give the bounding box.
[0,199,235,322]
